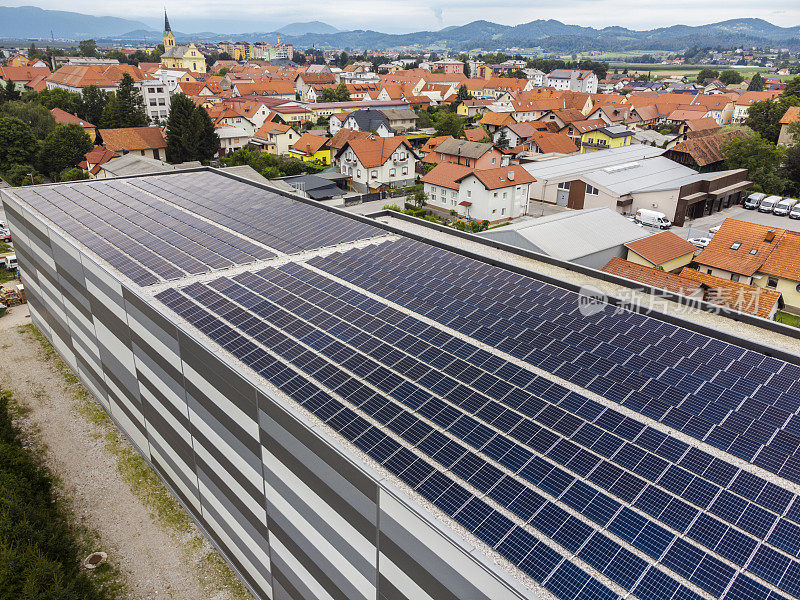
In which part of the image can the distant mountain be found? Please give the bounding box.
[277,21,339,36]
[2,8,799,53]
[0,5,153,39]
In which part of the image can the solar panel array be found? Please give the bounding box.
[156,236,800,600]
[13,171,380,286]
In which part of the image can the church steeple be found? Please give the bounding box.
[163,10,175,49]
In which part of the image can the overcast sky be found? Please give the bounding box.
[6,0,800,33]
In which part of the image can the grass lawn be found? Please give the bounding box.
[776,312,800,328]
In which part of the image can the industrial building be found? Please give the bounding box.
[3,169,800,600]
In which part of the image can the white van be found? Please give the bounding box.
[758,195,782,213]
[773,198,798,217]
[744,192,767,210]
[634,209,672,229]
[790,204,800,220]
[3,254,17,270]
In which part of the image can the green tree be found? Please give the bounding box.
[78,38,97,57]
[784,76,800,99]
[3,79,20,103]
[695,68,719,83]
[0,101,56,139]
[60,167,90,181]
[783,145,800,195]
[723,133,788,194]
[32,87,82,113]
[455,84,470,102]
[745,97,800,144]
[100,93,120,128]
[0,117,37,171]
[497,128,510,149]
[79,85,108,126]
[115,74,148,127]
[165,94,196,163]
[37,123,93,178]
[3,163,44,186]
[748,72,765,91]
[434,112,465,138]
[186,105,220,162]
[719,69,744,85]
[411,184,428,207]
[334,82,351,102]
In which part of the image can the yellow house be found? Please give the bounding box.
[580,124,634,153]
[160,12,207,74]
[289,133,332,165]
[624,231,699,273]
[753,231,800,314]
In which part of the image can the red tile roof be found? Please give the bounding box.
[98,127,166,151]
[421,163,474,190]
[456,165,535,190]
[625,231,698,266]
[602,257,703,296]
[291,132,329,156]
[694,218,785,276]
[50,108,95,129]
[758,230,800,282]
[341,136,412,168]
[679,268,782,318]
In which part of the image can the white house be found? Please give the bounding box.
[216,126,250,156]
[422,163,535,222]
[334,136,418,191]
[251,121,299,155]
[522,68,546,86]
[545,69,598,94]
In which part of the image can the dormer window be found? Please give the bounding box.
[749,249,757,255]
[730,242,741,250]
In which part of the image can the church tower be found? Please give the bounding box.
[163,10,175,49]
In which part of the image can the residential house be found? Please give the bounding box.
[455,99,494,118]
[289,133,332,165]
[50,108,97,142]
[216,126,250,156]
[421,163,535,222]
[251,121,299,155]
[679,268,783,319]
[546,70,598,93]
[379,109,418,133]
[340,109,395,137]
[579,124,635,153]
[778,106,799,146]
[753,230,800,313]
[523,132,579,155]
[97,127,167,161]
[433,59,465,74]
[732,91,781,123]
[328,128,372,155]
[464,128,489,143]
[0,65,51,92]
[694,219,785,284]
[624,231,698,272]
[335,136,418,191]
[294,72,337,100]
[493,122,542,148]
[425,139,505,169]
[79,146,121,177]
[536,108,586,131]
[479,111,516,133]
[232,81,296,99]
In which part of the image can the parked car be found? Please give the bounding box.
[773,198,799,217]
[0,228,11,244]
[688,237,711,248]
[634,209,672,229]
[758,195,782,213]
[744,192,767,210]
[708,225,721,236]
[790,204,800,220]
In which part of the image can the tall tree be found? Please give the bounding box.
[100,93,121,128]
[746,97,800,144]
[0,117,37,171]
[695,68,719,83]
[192,106,221,161]
[783,145,800,196]
[115,74,149,127]
[785,76,800,99]
[79,85,108,126]
[723,133,788,194]
[4,79,20,103]
[719,69,744,85]
[747,73,765,91]
[0,101,56,139]
[37,124,93,178]
[455,84,470,102]
[32,87,81,113]
[165,94,196,163]
[78,39,97,57]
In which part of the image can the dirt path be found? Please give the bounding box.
[0,303,249,600]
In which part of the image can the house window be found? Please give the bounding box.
[357,170,362,177]
[557,181,571,190]
[389,168,396,177]
[501,208,506,215]
[730,242,741,250]
[402,167,408,175]
[586,185,599,195]
[467,190,471,197]
[371,170,377,179]
[731,274,740,282]
[492,157,496,164]
[767,277,778,289]
[148,87,155,93]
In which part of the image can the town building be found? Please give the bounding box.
[545,69,598,94]
[624,231,698,273]
[160,12,207,73]
[335,136,418,191]
[424,139,506,170]
[97,126,167,161]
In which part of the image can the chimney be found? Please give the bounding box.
[765,230,776,243]
[508,171,515,181]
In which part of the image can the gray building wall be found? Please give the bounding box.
[1,189,533,600]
